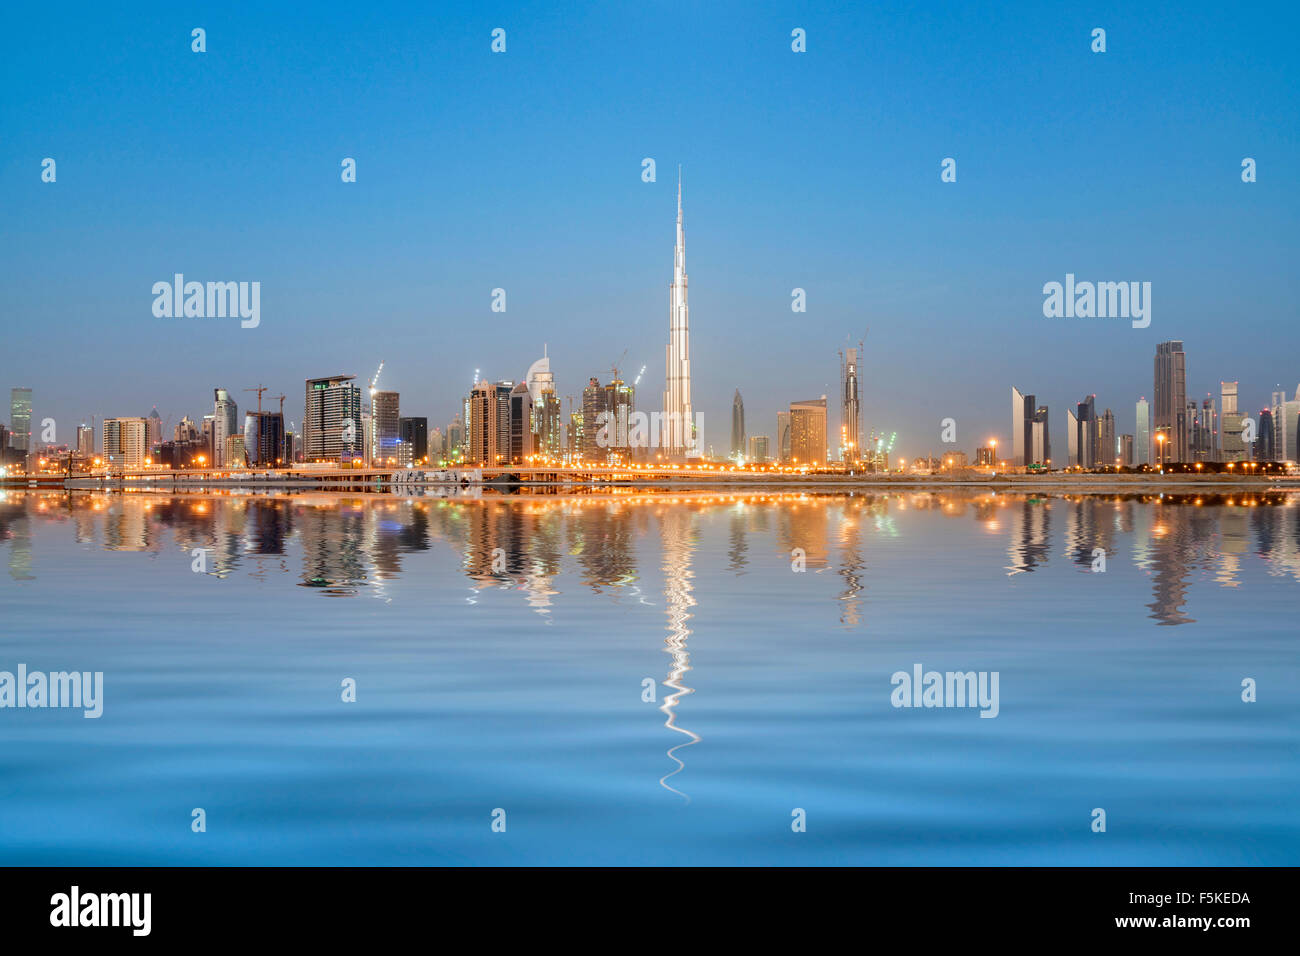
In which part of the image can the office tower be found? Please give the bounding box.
[776,411,791,463]
[243,411,285,466]
[1135,398,1151,466]
[1011,387,1030,466]
[1271,387,1300,462]
[662,171,693,458]
[975,446,995,467]
[1095,408,1116,467]
[749,435,770,462]
[730,389,745,460]
[1203,395,1219,461]
[76,424,94,458]
[789,397,828,465]
[213,388,239,466]
[224,434,247,467]
[1075,396,1096,468]
[1219,381,1245,462]
[537,391,562,460]
[840,345,862,463]
[580,378,605,461]
[568,409,583,462]
[9,388,32,456]
[428,426,444,461]
[0,425,8,463]
[303,375,363,462]
[147,407,163,451]
[399,417,428,462]
[102,417,149,468]
[1067,408,1079,467]
[1154,341,1188,462]
[469,380,512,465]
[1256,409,1274,460]
[1120,434,1135,466]
[174,416,198,443]
[370,390,400,465]
[447,414,465,461]
[509,382,534,463]
[201,415,215,462]
[602,377,634,460]
[1032,404,1051,466]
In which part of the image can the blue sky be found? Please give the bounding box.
[3,1,1297,460]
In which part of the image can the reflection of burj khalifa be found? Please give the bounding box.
[659,509,700,801]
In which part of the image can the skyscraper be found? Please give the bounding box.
[399,417,428,462]
[748,435,770,462]
[76,423,94,458]
[1075,396,1096,469]
[1154,341,1188,463]
[1136,397,1151,466]
[9,388,31,455]
[789,397,827,465]
[243,411,285,466]
[1220,382,1245,462]
[102,417,149,468]
[730,389,745,460]
[303,375,362,462]
[147,407,163,451]
[371,391,400,464]
[213,388,238,466]
[509,382,534,463]
[469,380,502,465]
[1097,408,1116,467]
[776,411,791,463]
[662,171,693,458]
[840,346,862,463]
[582,377,605,462]
[1066,408,1079,467]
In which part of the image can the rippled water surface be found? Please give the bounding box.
[1,489,1296,865]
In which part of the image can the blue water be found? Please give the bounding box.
[0,489,1296,865]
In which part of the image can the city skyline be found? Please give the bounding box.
[4,4,1296,465]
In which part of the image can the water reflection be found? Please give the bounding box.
[3,491,1300,633]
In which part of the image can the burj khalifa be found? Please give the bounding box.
[662,170,694,457]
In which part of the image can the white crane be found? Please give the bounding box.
[369,360,385,399]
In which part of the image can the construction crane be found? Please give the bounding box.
[244,384,269,414]
[369,361,384,400]
[633,364,647,387]
[609,348,628,382]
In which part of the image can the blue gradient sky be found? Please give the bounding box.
[3,1,1297,460]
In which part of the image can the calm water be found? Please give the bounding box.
[1,489,1296,866]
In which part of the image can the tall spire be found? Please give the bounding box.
[664,166,693,458]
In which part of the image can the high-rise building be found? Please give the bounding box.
[102,417,149,468]
[602,377,634,461]
[213,388,239,466]
[1033,405,1051,467]
[1135,398,1151,466]
[371,390,400,465]
[469,380,508,465]
[662,171,693,458]
[1256,408,1274,460]
[509,382,534,463]
[223,434,247,467]
[446,415,464,462]
[303,375,363,462]
[1220,382,1246,462]
[399,417,428,462]
[1120,434,1135,466]
[1097,408,1116,467]
[1271,387,1300,462]
[1012,387,1030,466]
[147,407,163,451]
[748,435,770,462]
[581,378,605,461]
[731,389,745,460]
[789,397,827,465]
[76,423,94,458]
[1154,341,1188,463]
[776,411,791,463]
[243,411,285,466]
[841,346,862,463]
[1066,408,1079,467]
[8,387,32,455]
[1075,396,1096,469]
